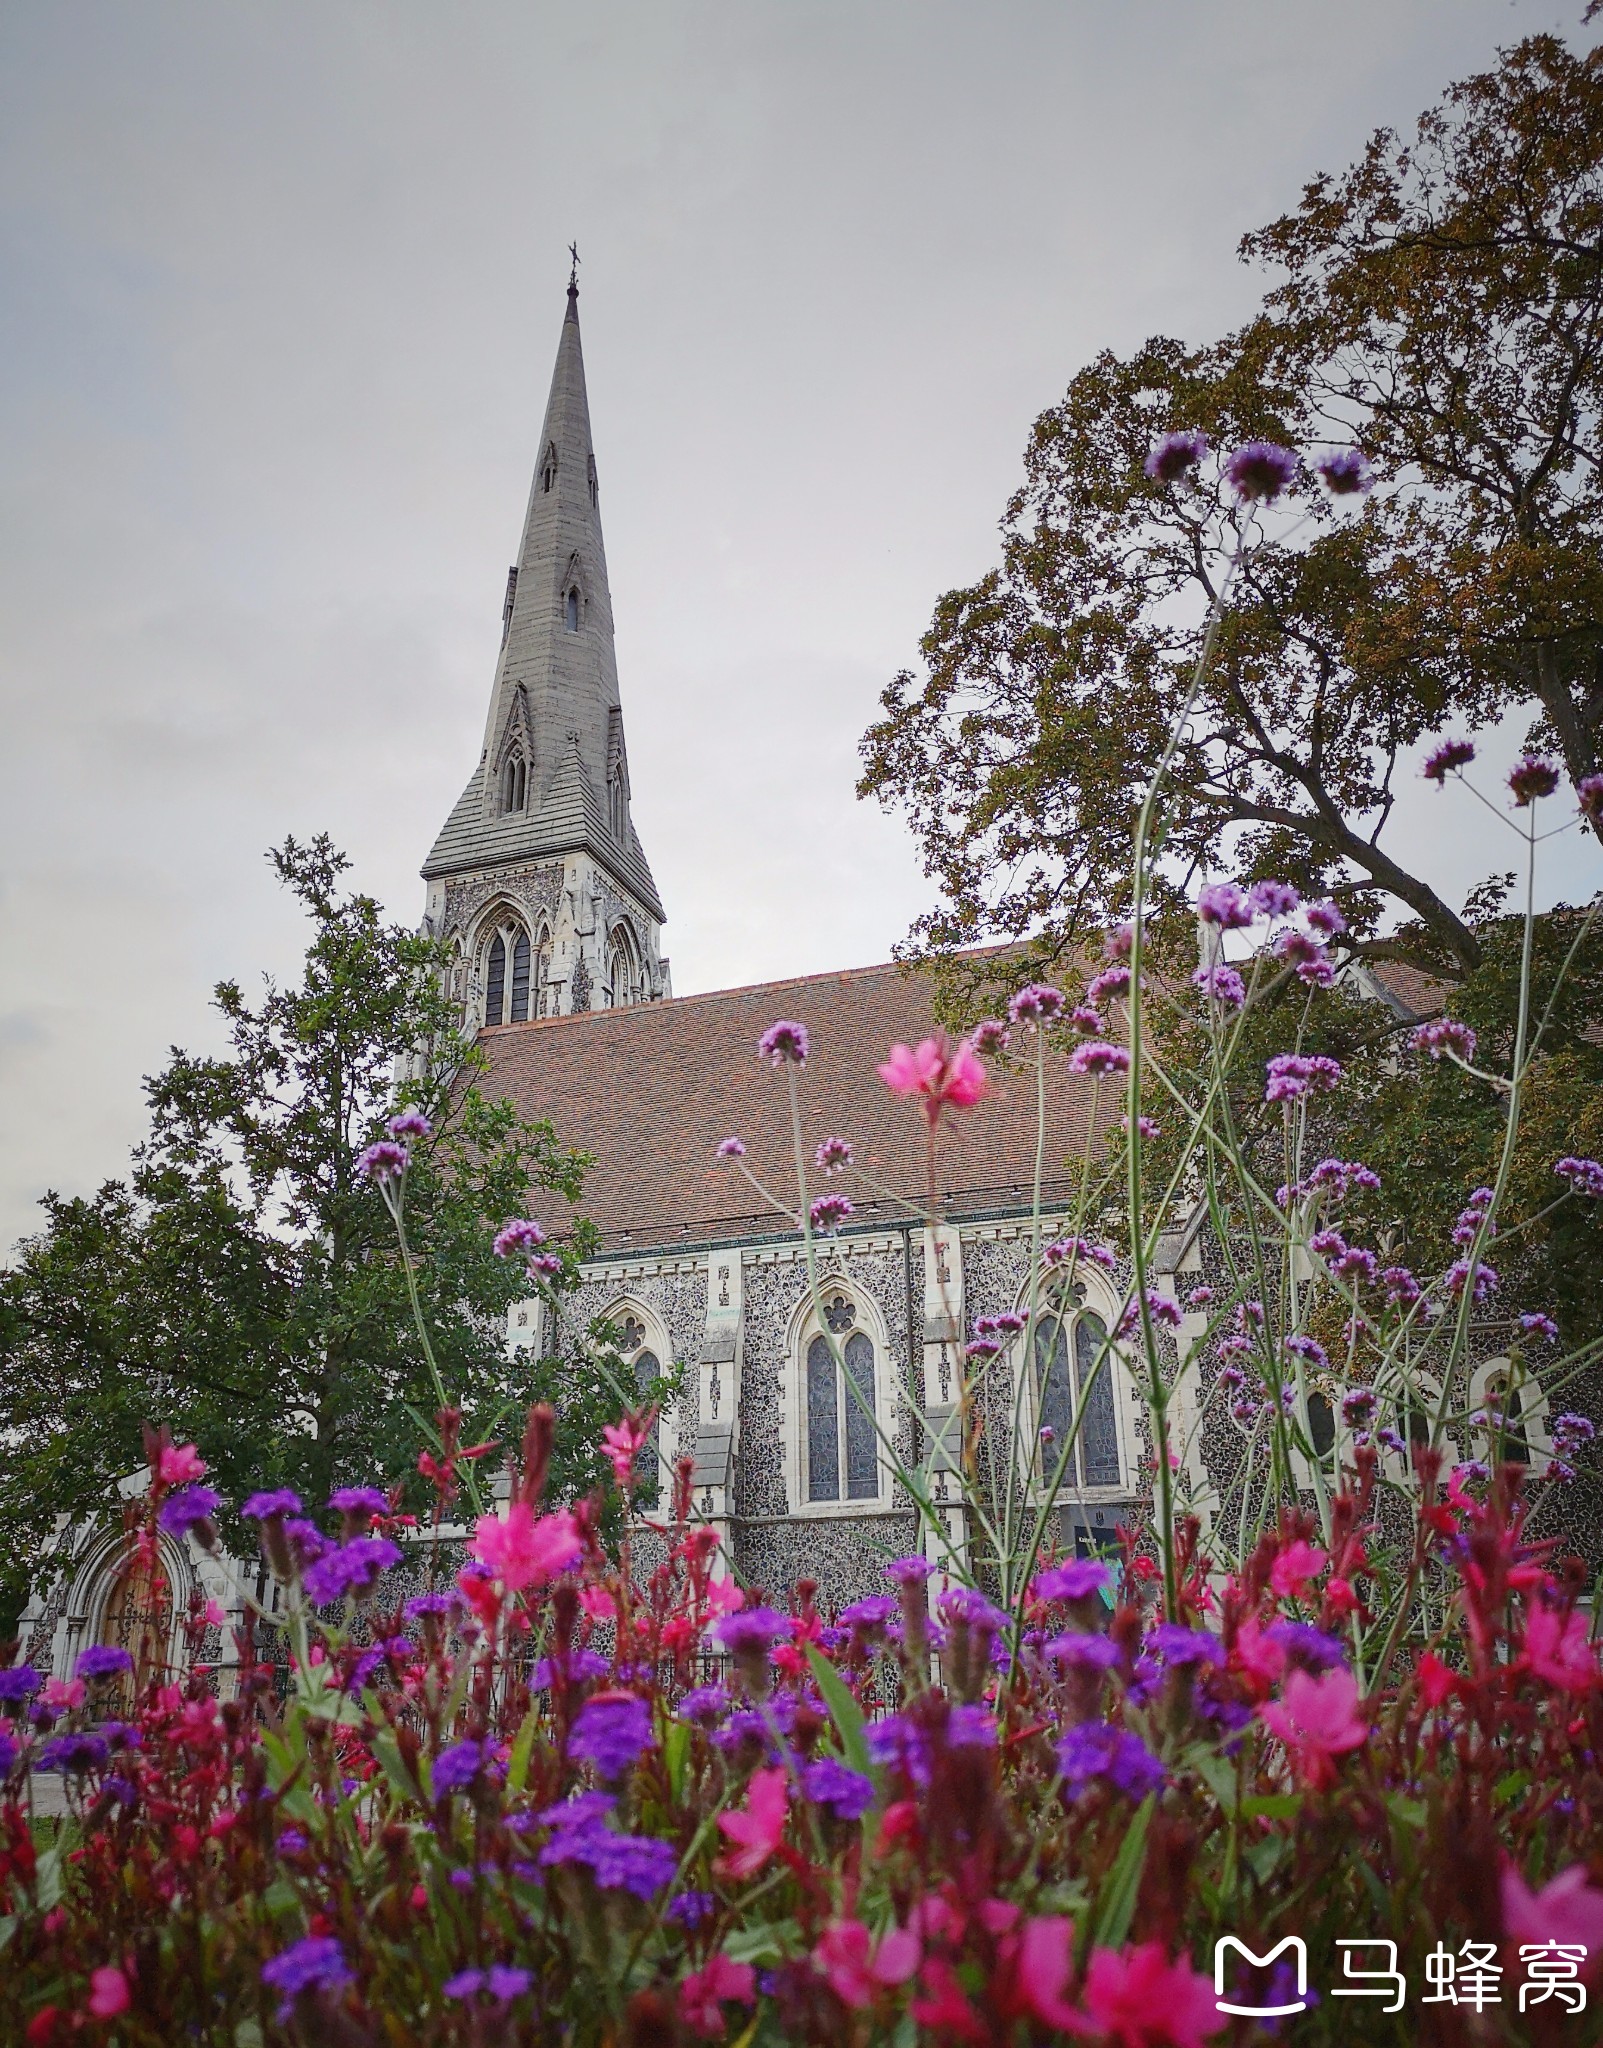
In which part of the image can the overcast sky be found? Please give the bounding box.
[2,1,1599,1253]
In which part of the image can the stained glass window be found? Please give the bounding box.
[511,930,531,1023]
[1034,1310,1121,1492]
[485,934,506,1026]
[805,1316,878,1504]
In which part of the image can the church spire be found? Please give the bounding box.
[421,271,668,1026]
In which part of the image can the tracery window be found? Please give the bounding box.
[608,1306,670,1512]
[606,925,641,1008]
[481,915,533,1027]
[541,443,557,493]
[500,752,527,813]
[804,1293,880,1505]
[1032,1302,1121,1491]
[534,927,553,1018]
[566,586,580,632]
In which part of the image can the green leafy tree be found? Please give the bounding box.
[0,837,611,1623]
[860,35,1603,991]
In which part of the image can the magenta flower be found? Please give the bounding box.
[1508,754,1560,805]
[386,1109,432,1140]
[1411,1016,1477,1063]
[1579,773,1603,821]
[715,1136,746,1158]
[1008,982,1065,1026]
[1259,1666,1367,1786]
[1502,1863,1603,1954]
[1068,1040,1130,1079]
[679,1952,757,2037]
[1248,879,1300,919]
[877,1034,988,1127]
[356,1140,408,1182]
[1265,1053,1342,1102]
[493,1217,546,1258]
[809,1192,854,1235]
[1555,1155,1603,1199]
[815,1136,853,1175]
[1191,962,1245,1006]
[470,1503,582,1592]
[1197,881,1252,928]
[1306,897,1347,937]
[1143,429,1209,484]
[1225,440,1298,502]
[757,1020,809,1065]
[1086,964,1132,1004]
[716,1765,788,1879]
[971,1017,1011,1055]
[1070,1004,1104,1034]
[1422,736,1475,784]
[1315,447,1372,495]
[1521,1312,1559,1342]
[1079,1942,1221,2048]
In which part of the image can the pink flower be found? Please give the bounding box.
[579,1585,617,1622]
[469,1502,582,1592]
[1502,1863,1603,1956]
[1259,1666,1368,1786]
[41,1677,85,1712]
[1523,1603,1599,1692]
[158,1444,207,1486]
[717,1765,789,1879]
[202,1599,228,1628]
[996,1916,1082,2031]
[705,1577,745,1620]
[87,1967,131,2019]
[1079,1942,1223,2048]
[816,1919,922,2009]
[1232,1617,1286,1685]
[600,1412,654,1492]
[1269,1540,1328,1600]
[679,1953,757,2038]
[877,1035,989,1127]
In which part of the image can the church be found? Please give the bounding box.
[418,273,1169,1611]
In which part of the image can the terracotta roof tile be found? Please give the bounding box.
[474,958,1116,1250]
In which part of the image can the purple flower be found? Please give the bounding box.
[1192,962,1246,1006]
[1046,1631,1121,1670]
[158,1484,221,1539]
[1552,1412,1594,1449]
[275,1827,310,1856]
[1086,964,1132,1005]
[1508,755,1560,806]
[1315,448,1372,495]
[445,1965,532,2003]
[1032,1559,1112,1604]
[1057,1722,1166,1800]
[803,1757,876,1819]
[302,1535,403,1606]
[569,1695,654,1779]
[1071,1005,1104,1035]
[356,1140,408,1182]
[432,1738,496,1796]
[758,1020,809,1066]
[1147,1624,1224,1669]
[75,1645,133,1681]
[1267,1621,1348,1672]
[39,1733,109,1774]
[540,1816,678,1897]
[328,1486,388,1519]
[1555,1156,1603,1200]
[539,1791,618,1831]
[1068,1040,1130,1078]
[1376,1426,1407,1456]
[948,1704,998,1748]
[971,1018,1011,1056]
[668,1890,718,1929]
[0,1665,42,1703]
[883,1555,935,1585]
[1578,774,1603,821]
[493,1217,547,1258]
[262,1936,352,2017]
[1144,429,1209,484]
[1446,1257,1499,1301]
[1518,1312,1559,1344]
[1265,1053,1342,1103]
[1043,1236,1116,1272]
[1008,983,1065,1026]
[387,1109,432,1140]
[815,1136,853,1174]
[1248,880,1300,920]
[840,1595,898,1633]
[1306,898,1347,938]
[403,1591,456,1621]
[809,1193,854,1235]
[716,1136,746,1158]
[242,1489,302,1520]
[1226,441,1298,503]
[709,1606,794,1656]
[1341,1388,1377,1424]
[866,1713,931,1788]
[1423,737,1475,784]
[1382,1266,1422,1308]
[0,1735,19,1779]
[678,1684,731,1725]
[1198,882,1253,929]
[1545,1459,1577,1485]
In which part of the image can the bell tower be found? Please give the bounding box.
[421,263,669,1028]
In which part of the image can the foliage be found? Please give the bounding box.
[0,837,602,1628]
[859,34,1603,992]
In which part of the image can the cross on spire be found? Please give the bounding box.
[568,241,581,292]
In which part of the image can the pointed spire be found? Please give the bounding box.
[423,271,663,924]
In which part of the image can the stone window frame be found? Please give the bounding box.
[597,1295,679,1517]
[474,904,534,1028]
[605,922,641,1009]
[1011,1264,1136,1507]
[782,1279,898,1520]
[1468,1353,1553,1468]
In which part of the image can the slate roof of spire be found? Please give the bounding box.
[424,279,664,920]
[471,956,1117,1253]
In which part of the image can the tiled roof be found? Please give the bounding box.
[1353,959,1448,1022]
[473,958,1118,1252]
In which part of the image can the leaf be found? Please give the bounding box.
[31,1844,63,1913]
[370,1728,420,1802]
[1189,1748,1237,1809]
[805,1646,871,1778]
[664,1717,691,1805]
[723,1918,799,1967]
[234,2022,265,2048]
[506,1705,539,1798]
[1240,1793,1302,1820]
[1087,1793,1153,1952]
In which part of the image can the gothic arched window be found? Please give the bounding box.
[534,927,553,1018]
[606,925,640,1009]
[485,934,507,1026]
[566,586,580,632]
[500,752,526,813]
[804,1293,880,1504]
[607,1305,672,1513]
[481,915,530,1028]
[541,443,557,493]
[1033,1305,1121,1491]
[510,929,531,1023]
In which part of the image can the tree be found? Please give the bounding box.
[860,35,1603,991]
[0,837,608,1624]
